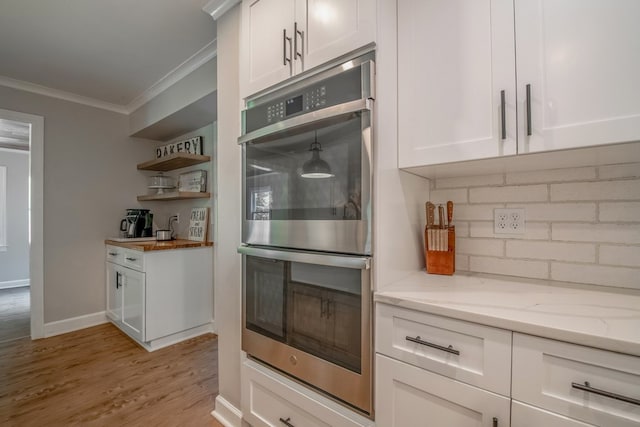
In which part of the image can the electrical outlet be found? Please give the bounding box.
[494,208,525,234]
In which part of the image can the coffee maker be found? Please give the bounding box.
[120,209,153,238]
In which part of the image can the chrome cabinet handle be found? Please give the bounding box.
[493,417,498,427]
[320,298,327,318]
[279,417,295,427]
[572,381,640,406]
[108,252,118,256]
[405,335,460,355]
[500,90,506,140]
[283,29,292,69]
[526,83,532,136]
[125,257,137,261]
[115,271,121,289]
[294,21,304,61]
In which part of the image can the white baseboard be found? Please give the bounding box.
[44,311,108,338]
[143,322,216,352]
[212,395,243,427]
[0,279,30,289]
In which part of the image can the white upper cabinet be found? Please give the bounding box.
[398,0,517,168]
[515,0,640,154]
[303,0,376,72]
[241,0,376,98]
[399,0,640,169]
[241,0,297,99]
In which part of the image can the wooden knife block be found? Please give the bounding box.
[425,227,455,275]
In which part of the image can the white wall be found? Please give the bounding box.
[429,164,640,290]
[0,85,148,323]
[0,149,29,285]
[374,0,430,291]
[213,2,243,420]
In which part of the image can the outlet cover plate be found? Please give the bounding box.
[494,208,525,234]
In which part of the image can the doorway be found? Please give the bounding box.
[0,108,44,340]
[0,131,30,342]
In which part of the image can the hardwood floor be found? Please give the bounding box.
[0,286,30,343]
[0,323,225,427]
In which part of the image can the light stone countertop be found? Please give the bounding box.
[374,271,640,357]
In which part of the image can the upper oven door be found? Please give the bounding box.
[242,107,372,255]
[240,55,374,255]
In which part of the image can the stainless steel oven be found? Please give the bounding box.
[238,53,375,417]
[239,53,374,255]
[239,245,372,415]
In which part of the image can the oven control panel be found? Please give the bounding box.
[266,86,327,124]
[243,64,363,134]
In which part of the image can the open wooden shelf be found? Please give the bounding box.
[137,153,210,172]
[137,192,210,202]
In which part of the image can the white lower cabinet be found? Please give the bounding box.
[375,302,640,426]
[376,354,510,427]
[512,333,640,427]
[241,357,374,427]
[105,244,212,350]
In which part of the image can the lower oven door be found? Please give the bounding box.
[239,245,373,416]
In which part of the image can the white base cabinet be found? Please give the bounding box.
[241,357,374,427]
[376,354,510,427]
[105,244,213,350]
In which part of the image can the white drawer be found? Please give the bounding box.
[106,245,123,265]
[376,303,512,396]
[512,401,597,427]
[376,354,511,427]
[512,333,640,427]
[242,358,373,427]
[121,248,144,271]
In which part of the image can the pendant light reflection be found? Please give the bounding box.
[301,131,334,179]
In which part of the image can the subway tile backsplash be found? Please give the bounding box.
[431,163,640,290]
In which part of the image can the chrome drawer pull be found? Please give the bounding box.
[279,417,295,427]
[125,257,137,261]
[572,381,640,406]
[405,335,460,356]
[108,252,118,256]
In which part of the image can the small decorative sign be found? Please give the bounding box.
[156,136,203,159]
[188,207,209,242]
[178,170,207,192]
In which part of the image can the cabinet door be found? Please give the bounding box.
[512,401,597,427]
[241,0,296,98]
[288,281,328,346]
[300,0,376,73]
[398,0,517,168]
[105,262,121,321]
[376,354,511,427]
[515,0,640,154]
[122,267,145,342]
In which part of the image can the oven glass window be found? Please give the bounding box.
[245,117,363,221]
[245,256,363,373]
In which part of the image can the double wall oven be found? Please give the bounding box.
[239,53,374,416]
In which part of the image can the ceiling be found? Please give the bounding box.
[0,0,217,108]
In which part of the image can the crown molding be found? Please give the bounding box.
[126,40,217,114]
[0,75,129,114]
[0,39,218,116]
[203,0,240,20]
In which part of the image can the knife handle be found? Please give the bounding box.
[447,201,453,226]
[438,205,445,229]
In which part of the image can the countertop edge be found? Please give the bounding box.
[374,271,640,358]
[105,239,214,252]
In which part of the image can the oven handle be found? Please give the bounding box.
[238,98,372,145]
[237,245,370,270]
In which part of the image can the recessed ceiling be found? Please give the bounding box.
[0,0,216,107]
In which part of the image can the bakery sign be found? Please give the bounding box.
[156,136,203,159]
